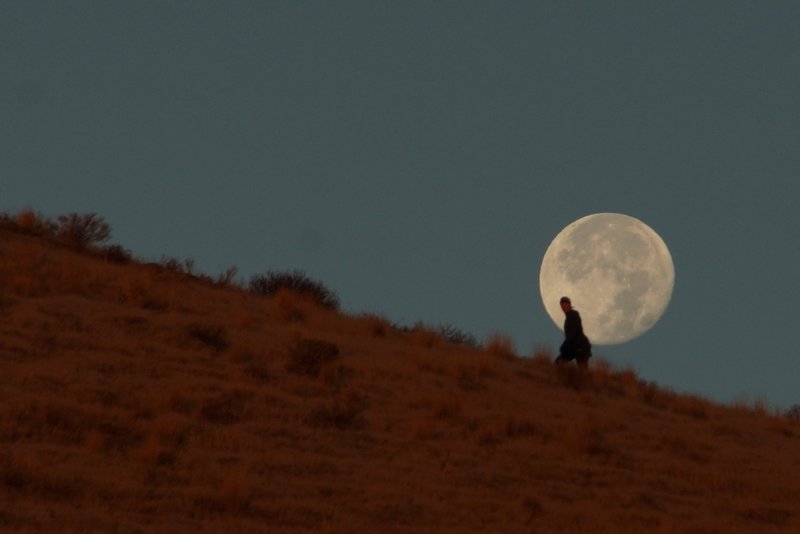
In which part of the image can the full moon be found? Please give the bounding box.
[539,213,675,345]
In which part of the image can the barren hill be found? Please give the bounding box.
[1,223,799,532]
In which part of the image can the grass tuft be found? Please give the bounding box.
[484,332,516,360]
[409,323,442,349]
[188,323,230,352]
[555,362,590,391]
[564,416,611,455]
[306,390,367,430]
[357,313,394,338]
[785,404,800,424]
[531,345,554,367]
[201,390,251,425]
[285,338,340,377]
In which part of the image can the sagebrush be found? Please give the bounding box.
[56,213,112,248]
[249,269,340,310]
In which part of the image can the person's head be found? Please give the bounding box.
[559,296,572,314]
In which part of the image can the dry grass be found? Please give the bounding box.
[273,289,306,322]
[483,332,516,360]
[410,324,442,349]
[306,389,367,430]
[285,337,340,377]
[564,415,612,455]
[188,323,230,352]
[454,363,489,392]
[355,313,394,338]
[432,397,462,420]
[1,225,800,532]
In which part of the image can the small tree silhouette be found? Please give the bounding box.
[56,213,111,248]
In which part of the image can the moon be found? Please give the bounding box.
[539,213,675,345]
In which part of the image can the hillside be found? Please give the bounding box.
[1,223,799,532]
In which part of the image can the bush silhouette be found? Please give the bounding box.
[786,404,800,423]
[437,323,478,347]
[248,270,340,310]
[55,213,111,248]
[285,338,340,377]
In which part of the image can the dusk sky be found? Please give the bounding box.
[3,2,799,408]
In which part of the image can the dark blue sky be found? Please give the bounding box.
[3,2,799,407]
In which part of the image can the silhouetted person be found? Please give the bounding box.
[555,296,592,368]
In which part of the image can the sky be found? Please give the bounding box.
[2,1,799,408]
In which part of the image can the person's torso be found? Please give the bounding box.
[564,309,584,338]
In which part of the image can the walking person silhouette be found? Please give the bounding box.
[555,296,592,368]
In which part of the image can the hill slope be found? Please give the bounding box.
[1,227,799,532]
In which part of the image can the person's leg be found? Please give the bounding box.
[575,347,590,368]
[557,341,575,364]
[555,354,571,365]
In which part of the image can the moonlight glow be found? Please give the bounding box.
[539,213,675,345]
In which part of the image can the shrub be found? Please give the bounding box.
[455,365,487,393]
[437,324,478,347]
[103,244,132,264]
[13,209,55,235]
[188,323,230,352]
[248,269,340,310]
[785,404,800,424]
[504,416,538,439]
[1,453,81,499]
[306,390,367,430]
[321,364,354,389]
[636,380,665,407]
[357,314,394,338]
[410,323,442,349]
[160,256,195,275]
[564,416,610,455]
[215,266,239,287]
[55,212,111,248]
[242,365,271,384]
[201,390,251,425]
[285,338,340,377]
[433,398,462,420]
